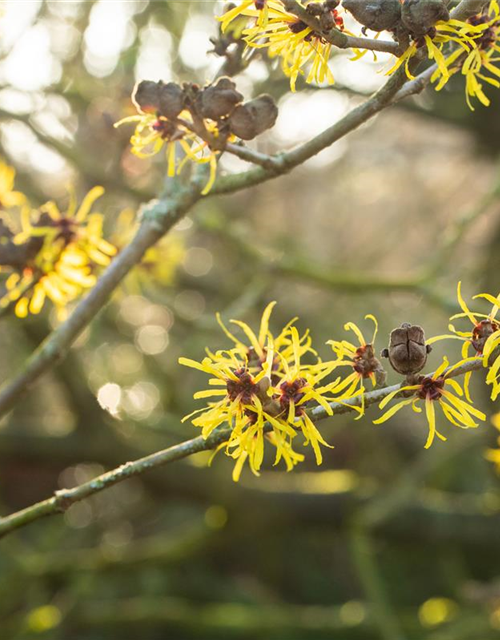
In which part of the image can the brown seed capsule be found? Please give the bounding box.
[199,77,243,120]
[132,80,161,114]
[158,82,186,119]
[132,81,185,119]
[381,323,432,376]
[228,94,278,140]
[400,0,449,36]
[306,2,324,16]
[320,10,335,31]
[342,0,402,32]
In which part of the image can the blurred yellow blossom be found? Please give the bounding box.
[0,160,26,210]
[0,187,116,318]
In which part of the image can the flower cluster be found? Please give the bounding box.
[115,78,278,194]
[180,302,359,480]
[220,0,344,91]
[434,0,500,109]
[181,283,500,481]
[0,162,116,319]
[218,0,500,107]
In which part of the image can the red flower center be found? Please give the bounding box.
[417,376,445,401]
[468,14,497,50]
[352,344,378,379]
[279,378,308,415]
[472,319,499,354]
[226,368,258,404]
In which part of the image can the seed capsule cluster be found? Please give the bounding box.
[132,77,278,145]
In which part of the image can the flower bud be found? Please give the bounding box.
[199,77,244,120]
[342,0,402,32]
[381,323,432,376]
[228,95,278,140]
[401,0,450,36]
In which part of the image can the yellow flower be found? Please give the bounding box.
[327,315,382,417]
[114,112,221,196]
[374,357,486,449]
[273,326,343,464]
[0,187,116,318]
[223,0,343,91]
[0,159,26,209]
[180,344,302,481]
[389,18,479,87]
[219,0,270,34]
[180,305,352,479]
[429,282,500,401]
[2,248,96,319]
[442,0,500,109]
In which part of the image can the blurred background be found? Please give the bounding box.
[0,1,499,638]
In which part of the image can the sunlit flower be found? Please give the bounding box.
[180,305,351,479]
[436,1,500,108]
[428,282,500,401]
[222,0,343,91]
[219,0,270,34]
[389,18,479,88]
[0,159,26,209]
[327,315,382,417]
[374,357,486,448]
[2,249,95,319]
[115,112,222,195]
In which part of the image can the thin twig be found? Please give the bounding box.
[225,142,280,169]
